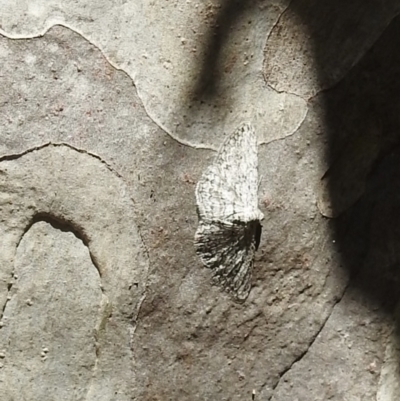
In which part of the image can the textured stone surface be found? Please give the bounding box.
[377,303,400,401]
[0,145,149,400]
[0,1,400,400]
[264,0,400,99]
[0,0,307,148]
[271,285,391,401]
[317,15,400,218]
[1,221,102,401]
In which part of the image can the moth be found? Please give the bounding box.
[194,122,264,302]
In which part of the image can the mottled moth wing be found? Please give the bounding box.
[195,123,263,223]
[195,220,262,302]
[194,122,264,301]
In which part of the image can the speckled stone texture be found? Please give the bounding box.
[0,1,400,400]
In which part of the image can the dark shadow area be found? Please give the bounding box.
[266,1,400,392]
[186,0,400,394]
[28,213,104,279]
[22,213,103,278]
[28,212,90,246]
[190,0,252,103]
[303,7,400,312]
[192,0,400,310]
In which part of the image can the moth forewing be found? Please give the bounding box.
[194,122,263,302]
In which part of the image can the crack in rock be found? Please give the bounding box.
[0,272,15,327]
[0,12,308,149]
[0,143,149,398]
[268,282,350,399]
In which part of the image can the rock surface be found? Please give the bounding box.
[1,221,102,401]
[0,1,399,400]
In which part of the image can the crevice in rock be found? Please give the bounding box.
[265,81,308,100]
[265,0,293,48]
[0,212,109,395]
[263,0,294,90]
[28,213,103,278]
[268,281,350,399]
[259,107,309,148]
[0,272,15,327]
[129,225,150,338]
[0,142,124,181]
[85,294,111,401]
[0,24,194,150]
[7,215,110,398]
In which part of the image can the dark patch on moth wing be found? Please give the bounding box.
[196,220,254,254]
[231,219,262,251]
[194,220,244,269]
[194,218,262,302]
[195,219,262,269]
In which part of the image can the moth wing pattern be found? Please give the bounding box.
[194,122,264,302]
[194,220,261,302]
[195,122,263,222]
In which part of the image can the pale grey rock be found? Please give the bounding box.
[0,145,149,400]
[0,26,159,175]
[271,172,400,399]
[131,114,348,401]
[0,4,399,401]
[0,0,307,148]
[377,303,400,401]
[270,285,391,401]
[0,221,102,401]
[264,0,400,98]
